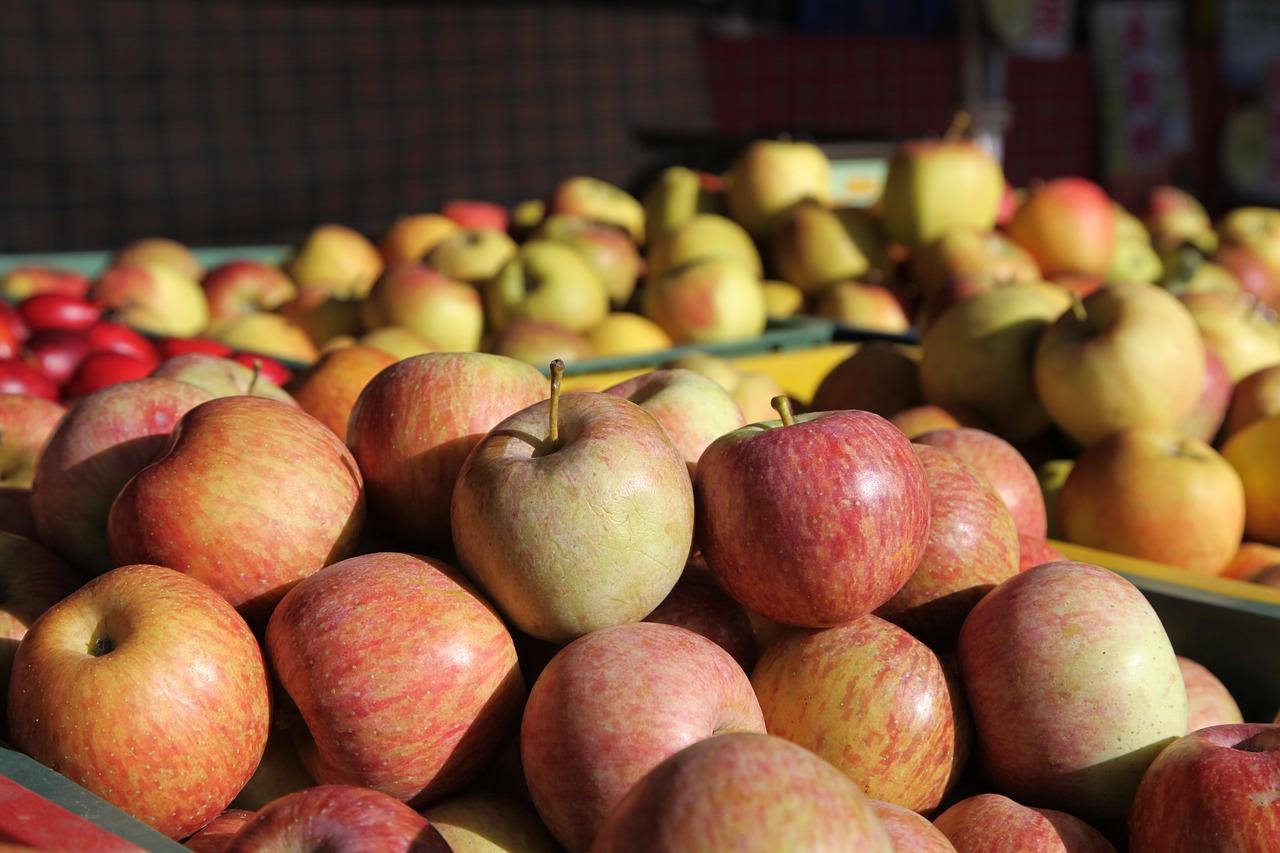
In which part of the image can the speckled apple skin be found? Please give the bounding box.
[7,564,271,840]
[1128,723,1280,852]
[751,614,970,813]
[266,552,525,807]
[869,799,959,853]
[520,621,767,852]
[592,732,893,853]
[1178,656,1244,732]
[957,561,1187,819]
[694,409,931,628]
[107,396,366,630]
[932,793,1117,852]
[451,392,694,644]
[221,784,452,852]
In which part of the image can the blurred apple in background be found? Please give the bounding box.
[762,278,806,319]
[910,226,1042,328]
[932,793,1118,852]
[0,358,59,401]
[812,280,912,335]
[584,310,675,357]
[283,344,398,439]
[1178,289,1280,384]
[1143,184,1219,255]
[360,260,485,353]
[808,339,923,416]
[441,198,511,232]
[643,212,762,298]
[200,259,298,333]
[421,791,562,853]
[1222,540,1280,580]
[487,318,595,367]
[1221,412,1280,545]
[89,262,210,338]
[1222,362,1280,442]
[1006,176,1116,280]
[642,256,768,345]
[641,163,725,243]
[484,239,610,334]
[1106,202,1164,284]
[24,328,94,388]
[520,622,767,851]
[211,310,321,365]
[376,211,461,265]
[284,222,385,300]
[1056,427,1246,576]
[1209,241,1280,310]
[1216,206,1280,291]
[534,213,643,308]
[424,226,520,285]
[1178,345,1233,443]
[724,136,833,240]
[18,291,101,334]
[275,287,365,348]
[1178,655,1245,732]
[770,201,893,296]
[151,351,298,404]
[0,266,90,301]
[112,235,203,280]
[1034,281,1206,446]
[357,323,439,359]
[546,175,646,244]
[62,350,160,399]
[890,402,986,438]
[592,732,894,853]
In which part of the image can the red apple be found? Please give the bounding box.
[694,400,931,628]
[7,563,271,839]
[1211,242,1280,310]
[0,313,19,360]
[0,266,91,301]
[869,800,957,852]
[200,259,298,332]
[1128,724,1280,852]
[592,732,894,853]
[153,335,234,360]
[17,292,102,333]
[932,793,1117,852]
[519,621,767,851]
[643,556,759,674]
[183,810,256,853]
[0,358,59,400]
[107,396,366,629]
[1005,177,1116,280]
[228,351,295,386]
[377,212,460,265]
[266,551,525,805]
[63,350,163,399]
[150,351,297,405]
[1018,533,1066,571]
[23,329,91,386]
[441,198,511,232]
[1179,655,1245,732]
[84,319,160,366]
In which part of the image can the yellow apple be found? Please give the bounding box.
[213,311,320,364]
[113,236,204,280]
[880,135,1005,250]
[424,227,519,286]
[376,213,461,265]
[644,213,762,289]
[358,324,440,360]
[546,176,646,244]
[762,279,806,321]
[642,257,768,345]
[770,202,893,295]
[284,223,384,300]
[89,263,210,338]
[1218,412,1280,544]
[584,312,675,358]
[642,164,724,244]
[484,240,610,333]
[724,137,833,240]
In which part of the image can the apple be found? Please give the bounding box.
[1019,533,1066,571]
[153,335,234,360]
[1178,289,1280,384]
[30,377,213,573]
[84,319,160,365]
[1211,242,1280,310]
[22,329,94,387]
[868,800,958,852]
[643,212,762,289]
[273,288,364,349]
[220,784,451,852]
[1128,724,1280,852]
[1223,540,1280,580]
[89,263,209,338]
[357,324,439,359]
[875,443,1020,650]
[918,282,1067,443]
[1178,343,1232,443]
[284,222,384,299]
[421,791,562,853]
[1220,412,1280,544]
[1143,184,1218,255]
[112,235,203,280]
[0,358,59,401]
[150,351,298,405]
[231,351,294,386]
[1222,362,1280,442]
[724,137,832,240]
[694,399,930,627]
[0,266,90,301]
[200,259,298,332]
[228,721,316,811]
[957,561,1187,818]
[602,367,747,477]
[546,175,646,244]
[484,239,610,334]
[377,212,461,264]
[63,351,159,399]
[812,279,913,335]
[486,318,595,367]
[1178,655,1245,732]
[643,555,759,674]
[762,278,806,320]
[7,563,271,839]
[808,340,923,417]
[911,226,1042,304]
[593,732,893,853]
[18,292,101,334]
[424,226,519,285]
[890,403,987,438]
[266,551,524,805]
[770,201,893,295]
[660,351,790,424]
[583,311,675,357]
[533,212,643,307]
[931,793,1118,852]
[642,256,768,345]
[107,396,366,629]
[1217,206,1280,290]
[0,393,67,489]
[1034,281,1207,446]
[0,309,21,359]
[360,260,485,353]
[1005,176,1116,280]
[212,311,321,365]
[520,621,767,850]
[281,344,397,439]
[441,198,510,232]
[641,164,724,244]
[880,133,1006,250]
[183,809,256,853]
[346,351,547,551]
[752,614,970,812]
[1057,427,1246,575]
[451,363,694,642]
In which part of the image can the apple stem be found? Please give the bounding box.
[945,110,973,142]
[247,358,263,396]
[548,359,564,445]
[771,395,795,426]
[1069,292,1087,323]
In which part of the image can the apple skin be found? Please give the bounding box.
[694,407,930,628]
[1128,724,1280,852]
[1178,289,1280,384]
[1222,362,1280,442]
[808,340,924,418]
[421,790,563,853]
[881,137,1006,251]
[1057,428,1246,575]
[643,555,760,674]
[1178,655,1245,732]
[266,551,525,806]
[1034,281,1207,447]
[642,256,769,345]
[30,376,214,574]
[0,393,67,489]
[546,175,646,244]
[90,263,210,338]
[1221,412,1280,544]
[770,201,893,295]
[641,164,725,245]
[200,259,298,332]
[228,720,316,811]
[377,212,461,265]
[751,614,971,813]
[360,260,486,353]
[424,226,519,286]
[18,292,102,333]
[0,266,91,302]
[869,800,958,852]
[1005,176,1116,280]
[957,561,1187,819]
[592,732,894,853]
[931,793,1118,852]
[7,563,271,840]
[183,809,256,853]
[346,352,548,551]
[643,212,762,289]
[813,280,913,336]
[113,236,203,280]
[725,138,833,240]
[533,212,644,308]
[0,357,60,401]
[486,318,595,368]
[212,311,322,365]
[220,784,452,852]
[284,222,385,300]
[519,621,767,851]
[150,351,298,406]
[484,239,611,334]
[1178,343,1232,443]
[451,391,694,644]
[1019,533,1066,571]
[875,444,1020,650]
[441,198,511,232]
[282,344,398,440]
[107,396,366,630]
[584,311,675,358]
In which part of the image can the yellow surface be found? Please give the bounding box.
[1057,541,1280,608]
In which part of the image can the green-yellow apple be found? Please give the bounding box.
[486,318,596,367]
[1221,412,1280,544]
[210,310,321,365]
[751,614,970,812]
[880,133,1006,250]
[583,311,675,357]
[1143,184,1218,254]
[357,323,439,359]
[933,793,1120,851]
[1033,281,1206,446]
[643,212,762,290]
[641,164,724,244]
[724,137,833,240]
[274,288,364,349]
[519,621,767,850]
[150,351,298,405]
[200,259,298,334]
[592,732,893,853]
[533,213,643,308]
[282,344,398,440]
[770,201,893,295]
[112,235,204,280]
[1006,176,1116,280]
[811,280,912,335]
[284,222,384,299]
[642,257,768,345]
[265,551,525,805]
[762,278,805,320]
[1107,204,1165,284]
[7,563,271,839]
[1161,246,1244,298]
[484,239,610,334]
[421,791,562,853]
[1178,289,1280,383]
[1216,205,1280,292]
[376,211,460,265]
[1057,427,1246,575]
[546,175,646,244]
[359,261,485,353]
[345,351,547,551]
[424,226,519,285]
[910,225,1042,324]
[451,364,694,643]
[89,263,210,338]
[106,396,367,630]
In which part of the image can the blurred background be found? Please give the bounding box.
[0,0,1273,253]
